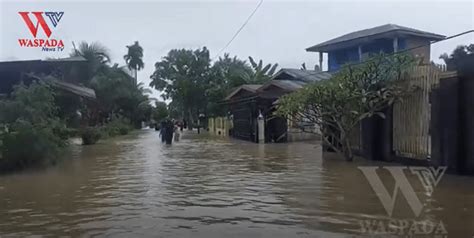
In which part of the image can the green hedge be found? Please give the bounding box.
[81,127,101,145]
[101,118,132,138]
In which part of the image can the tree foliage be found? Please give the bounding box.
[206,54,253,116]
[277,54,415,161]
[0,41,153,171]
[124,41,145,82]
[245,56,278,83]
[68,41,153,128]
[70,41,111,85]
[149,47,280,120]
[152,101,169,122]
[149,47,211,124]
[91,65,153,128]
[439,44,474,71]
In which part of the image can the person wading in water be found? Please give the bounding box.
[164,119,174,144]
[160,119,167,143]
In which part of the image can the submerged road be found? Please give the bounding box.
[0,130,473,237]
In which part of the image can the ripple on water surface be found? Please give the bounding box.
[0,130,473,237]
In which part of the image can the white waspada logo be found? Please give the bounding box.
[358,166,447,217]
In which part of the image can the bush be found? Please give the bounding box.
[103,117,132,137]
[81,127,101,145]
[119,126,129,135]
[0,122,65,170]
[0,82,68,171]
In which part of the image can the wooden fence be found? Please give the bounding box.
[208,117,232,136]
[392,65,446,159]
[345,65,454,160]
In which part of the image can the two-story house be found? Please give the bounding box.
[306,24,445,71]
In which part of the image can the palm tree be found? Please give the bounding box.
[70,41,111,85]
[124,41,144,85]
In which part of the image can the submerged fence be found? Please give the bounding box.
[208,117,232,136]
[392,65,445,159]
[347,65,455,160]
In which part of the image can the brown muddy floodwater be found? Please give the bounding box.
[0,130,473,237]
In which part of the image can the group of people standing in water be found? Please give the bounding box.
[157,119,186,144]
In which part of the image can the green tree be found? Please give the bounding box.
[70,41,111,85]
[91,65,153,128]
[205,54,279,116]
[149,47,211,127]
[277,54,414,161]
[124,41,145,84]
[207,54,254,116]
[152,101,169,122]
[439,44,474,71]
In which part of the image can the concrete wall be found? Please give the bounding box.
[208,117,232,137]
[287,119,321,142]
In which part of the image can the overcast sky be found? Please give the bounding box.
[1,0,473,98]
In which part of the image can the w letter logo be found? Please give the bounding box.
[18,12,63,38]
[358,166,446,217]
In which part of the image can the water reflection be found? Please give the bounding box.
[0,130,472,237]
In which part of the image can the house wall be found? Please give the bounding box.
[328,46,359,71]
[362,38,395,55]
[327,37,411,71]
[405,37,431,64]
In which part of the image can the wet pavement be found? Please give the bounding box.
[0,129,473,237]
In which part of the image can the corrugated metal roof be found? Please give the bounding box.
[258,69,331,96]
[45,56,87,62]
[0,56,87,71]
[272,68,332,82]
[269,80,305,91]
[224,84,262,101]
[50,79,96,99]
[224,70,331,101]
[243,84,262,91]
[25,73,96,99]
[306,24,445,52]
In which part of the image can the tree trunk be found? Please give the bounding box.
[342,137,354,161]
[134,66,138,85]
[187,109,194,130]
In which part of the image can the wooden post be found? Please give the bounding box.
[393,37,399,53]
[319,52,323,71]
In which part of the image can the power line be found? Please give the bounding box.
[306,29,474,76]
[212,0,264,61]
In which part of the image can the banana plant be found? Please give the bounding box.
[245,56,278,83]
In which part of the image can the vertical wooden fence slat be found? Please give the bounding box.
[392,65,443,159]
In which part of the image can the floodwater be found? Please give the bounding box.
[0,130,473,237]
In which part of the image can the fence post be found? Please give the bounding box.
[258,111,265,144]
[459,57,474,174]
[430,76,460,171]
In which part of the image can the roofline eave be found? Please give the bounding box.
[306,31,446,53]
